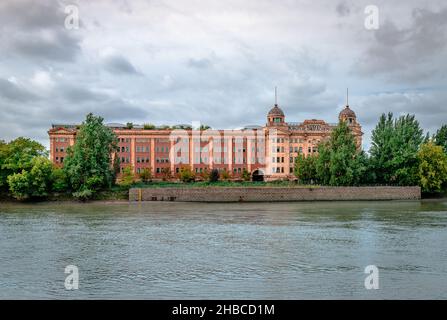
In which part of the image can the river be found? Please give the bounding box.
[0,200,446,299]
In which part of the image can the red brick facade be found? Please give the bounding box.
[48,104,362,180]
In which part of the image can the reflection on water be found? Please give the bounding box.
[0,200,446,299]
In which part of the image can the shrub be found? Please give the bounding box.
[143,123,156,130]
[72,189,93,201]
[242,168,250,181]
[120,165,135,186]
[221,169,231,181]
[179,166,195,182]
[161,167,171,181]
[7,171,31,200]
[139,167,152,183]
[201,168,210,181]
[7,157,54,200]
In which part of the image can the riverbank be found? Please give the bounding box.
[3,183,442,203]
[129,186,421,202]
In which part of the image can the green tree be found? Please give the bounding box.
[295,153,318,184]
[143,123,156,130]
[7,171,31,200]
[370,113,423,185]
[112,153,120,183]
[139,167,153,183]
[0,137,47,189]
[418,142,447,193]
[315,142,330,185]
[120,165,135,186]
[433,125,447,154]
[63,113,118,196]
[28,157,54,197]
[314,121,364,186]
[126,122,133,129]
[51,167,68,193]
[0,140,8,189]
[369,113,394,184]
[7,157,54,200]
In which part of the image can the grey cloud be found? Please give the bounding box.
[354,7,447,82]
[0,0,64,29]
[61,85,109,103]
[0,0,82,62]
[336,2,350,17]
[103,55,141,75]
[0,78,37,102]
[10,30,81,62]
[188,57,213,69]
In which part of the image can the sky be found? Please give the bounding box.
[0,0,446,150]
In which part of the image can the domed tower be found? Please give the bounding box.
[338,88,357,125]
[266,87,286,126]
[267,104,285,126]
[338,89,363,149]
[339,105,357,125]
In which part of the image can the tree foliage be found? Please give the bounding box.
[315,121,364,186]
[294,153,318,184]
[242,168,251,181]
[120,165,135,187]
[433,125,447,154]
[0,137,47,189]
[369,113,423,185]
[179,166,195,182]
[7,157,54,200]
[63,113,118,195]
[139,167,153,183]
[418,142,447,193]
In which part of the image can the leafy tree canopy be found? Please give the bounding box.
[418,142,447,193]
[63,113,118,194]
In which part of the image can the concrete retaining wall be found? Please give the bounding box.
[129,186,421,202]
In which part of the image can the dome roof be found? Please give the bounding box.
[268,104,285,117]
[339,105,356,118]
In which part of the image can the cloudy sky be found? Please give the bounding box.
[0,0,446,150]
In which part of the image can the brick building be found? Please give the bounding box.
[48,102,362,181]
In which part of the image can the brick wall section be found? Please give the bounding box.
[129,186,421,202]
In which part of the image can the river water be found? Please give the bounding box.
[0,200,446,299]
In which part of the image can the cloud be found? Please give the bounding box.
[354,7,447,83]
[0,78,38,102]
[102,54,141,75]
[0,0,82,62]
[0,0,446,152]
[336,2,351,17]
